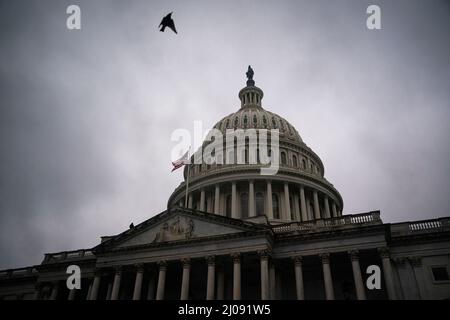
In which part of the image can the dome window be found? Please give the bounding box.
[272,117,277,128]
[253,115,257,127]
[262,116,267,127]
[243,115,248,127]
[281,152,287,165]
[293,155,298,167]
[234,117,239,127]
[226,119,230,128]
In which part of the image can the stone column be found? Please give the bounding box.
[331,202,337,217]
[105,282,112,300]
[180,258,191,300]
[269,262,276,300]
[214,185,220,215]
[206,256,215,300]
[266,181,273,219]
[86,281,92,300]
[324,195,331,219]
[300,186,308,221]
[258,250,270,300]
[249,180,255,217]
[156,261,167,300]
[313,191,321,220]
[292,256,305,300]
[110,267,122,300]
[89,272,102,300]
[231,182,238,219]
[200,189,206,211]
[410,257,427,299]
[132,264,145,300]
[284,182,291,220]
[231,253,241,300]
[349,250,366,300]
[188,194,193,209]
[378,247,397,300]
[216,269,225,300]
[320,253,335,300]
[68,289,76,300]
[49,281,59,300]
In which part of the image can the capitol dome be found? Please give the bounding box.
[168,67,343,224]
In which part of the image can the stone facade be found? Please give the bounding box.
[1,71,450,300]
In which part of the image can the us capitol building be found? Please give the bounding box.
[1,69,449,300]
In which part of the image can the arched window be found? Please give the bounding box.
[226,195,232,218]
[253,115,257,127]
[272,194,280,219]
[256,192,264,216]
[241,193,248,218]
[243,115,248,127]
[292,155,298,167]
[302,158,306,169]
[262,116,267,127]
[281,152,287,165]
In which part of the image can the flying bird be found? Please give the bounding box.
[159,12,177,34]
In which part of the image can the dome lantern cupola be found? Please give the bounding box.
[239,65,264,109]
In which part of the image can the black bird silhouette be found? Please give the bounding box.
[129,223,134,229]
[159,12,177,34]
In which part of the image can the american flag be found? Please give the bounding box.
[171,149,190,172]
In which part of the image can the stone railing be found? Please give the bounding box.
[390,217,450,236]
[42,249,94,264]
[0,266,38,279]
[272,211,382,234]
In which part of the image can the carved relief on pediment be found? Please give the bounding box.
[152,216,195,243]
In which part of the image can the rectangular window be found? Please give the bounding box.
[431,266,450,282]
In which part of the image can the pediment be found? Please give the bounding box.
[99,209,266,250]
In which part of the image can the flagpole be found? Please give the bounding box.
[184,147,191,208]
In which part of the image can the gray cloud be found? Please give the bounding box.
[0,0,449,269]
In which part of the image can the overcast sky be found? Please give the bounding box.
[0,0,449,269]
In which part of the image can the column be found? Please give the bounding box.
[284,182,291,220]
[300,186,308,221]
[349,250,366,300]
[132,264,144,300]
[269,263,276,300]
[49,281,59,300]
[180,258,191,300]
[258,250,270,300]
[206,256,215,300]
[214,185,220,215]
[89,271,102,300]
[110,267,122,300]
[188,194,193,209]
[320,253,335,300]
[249,180,256,217]
[156,261,167,300]
[378,247,397,300]
[68,289,76,300]
[332,202,337,217]
[266,181,273,219]
[410,257,428,299]
[86,281,92,300]
[231,182,238,219]
[231,253,241,300]
[292,256,305,300]
[323,195,331,219]
[216,268,224,300]
[199,189,206,211]
[105,282,112,300]
[313,190,321,220]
